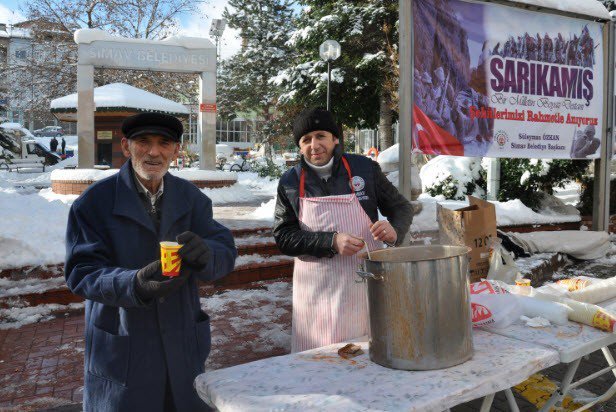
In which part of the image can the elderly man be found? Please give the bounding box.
[274,108,413,352]
[65,112,237,411]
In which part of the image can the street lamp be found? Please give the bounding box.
[209,18,227,64]
[319,39,341,111]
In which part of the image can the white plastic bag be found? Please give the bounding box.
[486,238,522,284]
[470,294,523,329]
[514,295,571,326]
[533,291,616,333]
[472,280,571,326]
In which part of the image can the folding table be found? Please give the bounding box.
[486,295,616,411]
[195,330,559,411]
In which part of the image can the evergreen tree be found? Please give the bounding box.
[272,1,399,149]
[219,0,295,153]
[599,0,616,11]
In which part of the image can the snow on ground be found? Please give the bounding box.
[515,253,567,275]
[202,281,292,368]
[553,182,582,206]
[247,198,277,221]
[0,302,84,330]
[0,155,585,270]
[410,194,581,234]
[0,189,73,269]
[0,276,66,298]
[235,254,292,267]
[234,236,275,246]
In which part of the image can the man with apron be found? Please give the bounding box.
[274,108,414,352]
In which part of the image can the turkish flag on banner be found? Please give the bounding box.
[412,105,464,156]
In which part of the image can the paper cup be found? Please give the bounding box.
[160,241,182,277]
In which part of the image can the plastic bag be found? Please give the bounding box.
[514,295,570,326]
[472,280,570,326]
[470,294,522,329]
[486,238,522,284]
[533,291,616,333]
[470,279,509,295]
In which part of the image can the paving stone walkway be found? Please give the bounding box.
[2,278,616,411]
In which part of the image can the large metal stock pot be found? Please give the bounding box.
[357,245,473,370]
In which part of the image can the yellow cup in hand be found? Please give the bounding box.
[160,241,182,277]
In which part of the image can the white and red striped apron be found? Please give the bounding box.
[291,157,382,352]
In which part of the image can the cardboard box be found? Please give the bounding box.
[437,196,497,282]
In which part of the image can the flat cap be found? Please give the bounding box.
[121,112,183,142]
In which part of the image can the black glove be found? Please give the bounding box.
[134,260,190,301]
[176,231,211,270]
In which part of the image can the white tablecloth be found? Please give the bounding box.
[195,330,559,411]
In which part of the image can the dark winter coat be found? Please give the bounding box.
[50,137,58,152]
[65,161,237,411]
[274,149,413,258]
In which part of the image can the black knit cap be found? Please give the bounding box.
[121,112,183,142]
[292,108,340,146]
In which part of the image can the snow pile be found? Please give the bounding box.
[235,254,292,267]
[420,156,485,199]
[51,168,237,182]
[410,194,581,233]
[234,236,274,246]
[201,184,257,205]
[494,199,580,225]
[0,122,32,135]
[0,276,66,298]
[0,190,72,268]
[248,198,277,221]
[50,168,118,182]
[377,143,398,164]
[172,169,237,181]
[50,83,189,115]
[0,302,84,330]
[237,172,278,197]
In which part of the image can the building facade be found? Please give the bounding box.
[0,20,73,131]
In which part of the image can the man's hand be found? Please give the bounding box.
[177,231,211,270]
[134,260,190,301]
[370,220,397,245]
[333,233,365,256]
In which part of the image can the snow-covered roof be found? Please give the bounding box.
[0,27,31,39]
[50,83,189,115]
[507,0,611,20]
[74,28,215,49]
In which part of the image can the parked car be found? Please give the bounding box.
[34,126,64,137]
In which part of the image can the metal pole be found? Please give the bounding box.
[486,158,500,200]
[199,70,217,170]
[398,0,413,201]
[593,19,614,230]
[327,61,331,111]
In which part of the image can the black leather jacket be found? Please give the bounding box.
[273,149,413,258]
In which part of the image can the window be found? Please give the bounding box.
[15,49,26,59]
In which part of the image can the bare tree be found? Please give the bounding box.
[3,0,206,128]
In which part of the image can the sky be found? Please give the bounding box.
[0,0,242,59]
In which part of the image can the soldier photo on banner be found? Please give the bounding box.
[412,0,603,160]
